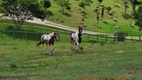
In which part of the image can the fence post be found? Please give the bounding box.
[36,32,39,41]
[139,35,141,41]
[0,30,2,39]
[131,36,133,41]
[106,35,108,42]
[24,31,27,39]
[88,35,89,42]
[13,30,15,40]
[97,35,99,42]
[58,33,60,41]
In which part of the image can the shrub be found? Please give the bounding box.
[122,13,132,19]
[106,6,112,11]
[114,31,128,42]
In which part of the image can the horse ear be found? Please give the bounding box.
[54,32,57,36]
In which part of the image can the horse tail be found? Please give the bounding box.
[37,36,44,46]
[36,41,42,46]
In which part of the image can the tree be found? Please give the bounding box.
[94,7,100,28]
[98,0,103,3]
[79,0,93,9]
[101,5,105,19]
[129,0,140,11]
[93,0,104,28]
[53,0,71,14]
[0,0,51,30]
[78,0,93,24]
[123,0,129,14]
[134,5,142,31]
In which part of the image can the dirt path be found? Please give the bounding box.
[26,18,108,35]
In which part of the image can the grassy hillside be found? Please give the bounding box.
[47,0,142,35]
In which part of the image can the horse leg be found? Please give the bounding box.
[75,40,79,51]
[71,38,74,45]
[47,45,51,55]
[51,45,54,54]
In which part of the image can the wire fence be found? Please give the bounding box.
[0,30,142,42]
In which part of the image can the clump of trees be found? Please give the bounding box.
[134,5,142,31]
[0,0,51,30]
[129,0,142,31]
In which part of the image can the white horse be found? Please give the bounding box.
[37,32,58,55]
[70,26,83,51]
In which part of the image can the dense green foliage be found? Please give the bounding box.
[0,0,51,29]
[134,5,142,31]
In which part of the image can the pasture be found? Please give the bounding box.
[0,39,142,80]
[1,0,142,79]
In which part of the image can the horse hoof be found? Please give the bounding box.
[72,49,75,51]
[76,49,78,52]
[48,53,51,55]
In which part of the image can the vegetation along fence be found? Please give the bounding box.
[0,30,142,42]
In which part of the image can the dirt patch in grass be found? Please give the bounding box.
[120,66,141,70]
[114,51,125,54]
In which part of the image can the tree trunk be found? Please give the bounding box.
[61,6,64,14]
[12,19,24,30]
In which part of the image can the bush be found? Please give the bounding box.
[122,13,132,19]
[114,31,128,42]
[66,6,71,10]
[106,6,112,11]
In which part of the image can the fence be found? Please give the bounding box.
[0,30,142,42]
[0,30,44,41]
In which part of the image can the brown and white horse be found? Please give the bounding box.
[70,26,83,51]
[37,32,58,55]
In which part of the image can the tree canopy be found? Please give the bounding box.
[134,4,142,31]
[0,0,51,30]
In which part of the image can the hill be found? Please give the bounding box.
[47,0,142,35]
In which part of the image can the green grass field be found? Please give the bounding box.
[0,23,142,80]
[0,39,142,80]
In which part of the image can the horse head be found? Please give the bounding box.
[78,26,83,36]
[52,32,59,41]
